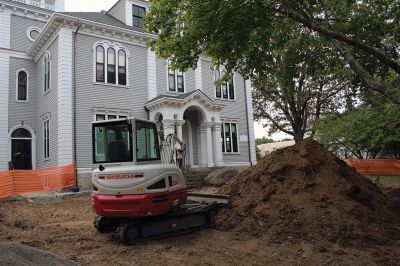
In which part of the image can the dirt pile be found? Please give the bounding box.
[215,139,399,244]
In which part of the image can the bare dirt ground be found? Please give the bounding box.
[1,194,400,266]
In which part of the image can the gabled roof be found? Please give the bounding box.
[145,90,226,112]
[60,12,146,33]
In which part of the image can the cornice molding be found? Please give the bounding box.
[0,0,52,21]
[28,13,157,58]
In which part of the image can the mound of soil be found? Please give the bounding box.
[215,139,399,244]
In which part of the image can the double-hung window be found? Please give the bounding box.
[168,63,184,93]
[95,44,127,86]
[214,68,235,100]
[132,4,146,28]
[118,50,127,85]
[43,119,50,159]
[96,46,105,82]
[107,48,116,84]
[17,70,28,101]
[221,122,239,153]
[43,53,51,93]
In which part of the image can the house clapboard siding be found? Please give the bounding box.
[10,15,45,53]
[8,58,37,132]
[74,33,149,169]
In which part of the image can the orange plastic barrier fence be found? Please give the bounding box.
[346,159,400,175]
[0,164,76,200]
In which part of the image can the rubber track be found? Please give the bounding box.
[119,212,211,245]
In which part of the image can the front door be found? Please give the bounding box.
[12,139,32,170]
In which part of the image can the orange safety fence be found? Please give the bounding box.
[0,164,76,200]
[345,159,400,175]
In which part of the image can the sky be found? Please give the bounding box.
[65,0,116,12]
[65,1,292,141]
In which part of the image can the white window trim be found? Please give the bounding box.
[166,61,186,93]
[15,68,29,102]
[43,118,50,160]
[93,41,130,87]
[92,108,131,121]
[26,26,41,42]
[8,125,37,170]
[221,121,240,155]
[213,67,236,101]
[94,113,130,121]
[43,51,51,94]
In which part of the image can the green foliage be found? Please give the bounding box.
[316,101,400,159]
[255,137,275,146]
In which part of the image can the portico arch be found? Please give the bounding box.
[145,90,226,167]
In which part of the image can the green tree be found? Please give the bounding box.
[316,101,400,159]
[146,0,400,104]
[251,23,354,141]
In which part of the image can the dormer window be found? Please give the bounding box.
[132,4,146,27]
[167,62,185,93]
[214,67,235,100]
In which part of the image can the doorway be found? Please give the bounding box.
[10,128,33,170]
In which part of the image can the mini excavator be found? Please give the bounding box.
[91,118,229,244]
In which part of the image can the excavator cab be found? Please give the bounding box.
[92,118,160,166]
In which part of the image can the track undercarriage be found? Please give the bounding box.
[94,194,229,245]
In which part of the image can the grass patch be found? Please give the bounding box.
[367,175,400,188]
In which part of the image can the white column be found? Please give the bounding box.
[245,80,257,165]
[175,120,185,149]
[212,122,224,167]
[0,53,10,171]
[147,49,157,100]
[205,123,214,167]
[163,119,176,137]
[57,27,73,166]
[0,10,11,171]
[199,125,207,167]
[0,10,11,49]
[185,120,193,166]
[175,120,185,141]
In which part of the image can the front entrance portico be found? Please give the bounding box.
[146,90,226,168]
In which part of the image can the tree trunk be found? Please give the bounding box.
[293,125,305,143]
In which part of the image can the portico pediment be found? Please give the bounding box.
[145,90,226,112]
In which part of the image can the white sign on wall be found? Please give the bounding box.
[240,135,248,142]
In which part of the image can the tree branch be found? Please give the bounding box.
[332,41,400,104]
[260,109,294,136]
[279,2,400,75]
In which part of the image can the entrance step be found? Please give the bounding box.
[183,167,222,188]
